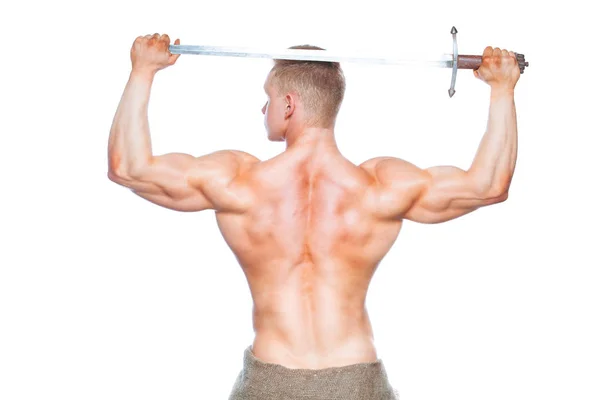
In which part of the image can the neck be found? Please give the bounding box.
[284,125,338,153]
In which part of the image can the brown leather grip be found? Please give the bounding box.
[458,53,529,74]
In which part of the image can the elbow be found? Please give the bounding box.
[474,181,509,202]
[107,169,132,185]
[107,163,146,183]
[489,187,509,203]
[472,170,512,202]
[107,155,129,182]
[490,174,512,201]
[107,154,151,182]
[107,169,120,181]
[495,190,509,203]
[475,179,510,203]
[474,184,509,202]
[107,170,124,187]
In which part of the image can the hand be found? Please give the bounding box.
[130,33,181,75]
[474,46,520,92]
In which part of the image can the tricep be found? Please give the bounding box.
[108,150,259,213]
[365,158,508,224]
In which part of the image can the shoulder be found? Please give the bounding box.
[192,150,261,176]
[358,157,431,220]
[183,150,260,192]
[225,150,261,164]
[359,156,425,185]
[186,150,261,212]
[197,149,260,165]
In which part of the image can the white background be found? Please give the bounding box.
[1,1,599,399]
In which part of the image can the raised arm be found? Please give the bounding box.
[363,47,520,224]
[107,33,259,212]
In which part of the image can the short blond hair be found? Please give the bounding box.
[269,45,346,128]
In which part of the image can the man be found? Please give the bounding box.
[108,33,520,400]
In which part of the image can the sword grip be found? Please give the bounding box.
[458,53,529,74]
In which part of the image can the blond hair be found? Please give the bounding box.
[269,45,346,128]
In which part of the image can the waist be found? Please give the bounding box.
[251,328,377,369]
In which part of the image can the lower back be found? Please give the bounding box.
[250,275,379,368]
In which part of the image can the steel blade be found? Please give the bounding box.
[169,45,454,68]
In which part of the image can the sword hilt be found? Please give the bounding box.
[458,53,529,74]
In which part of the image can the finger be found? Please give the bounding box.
[483,46,493,57]
[493,47,502,57]
[156,34,169,50]
[502,49,509,57]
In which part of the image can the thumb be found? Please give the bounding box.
[169,38,181,64]
[473,69,479,79]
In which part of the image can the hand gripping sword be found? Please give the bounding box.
[169,26,529,98]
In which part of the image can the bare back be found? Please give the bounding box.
[215,149,403,369]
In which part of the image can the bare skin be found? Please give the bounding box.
[108,33,520,369]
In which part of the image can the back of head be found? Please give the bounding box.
[269,45,346,128]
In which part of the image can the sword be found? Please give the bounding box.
[169,27,528,98]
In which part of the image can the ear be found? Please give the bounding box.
[284,94,295,119]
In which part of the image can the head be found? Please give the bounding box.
[262,45,346,142]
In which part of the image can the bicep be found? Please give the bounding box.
[369,159,507,224]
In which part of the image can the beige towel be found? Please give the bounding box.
[228,345,399,400]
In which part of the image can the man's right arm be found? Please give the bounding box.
[363,47,520,224]
[364,158,510,224]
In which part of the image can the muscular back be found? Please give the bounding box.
[215,149,403,368]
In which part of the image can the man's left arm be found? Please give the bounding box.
[107,34,259,212]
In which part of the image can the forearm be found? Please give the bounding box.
[107,69,156,177]
[469,87,518,195]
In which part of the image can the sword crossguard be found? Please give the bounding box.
[448,26,459,98]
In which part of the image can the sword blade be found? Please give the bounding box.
[169,45,454,68]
